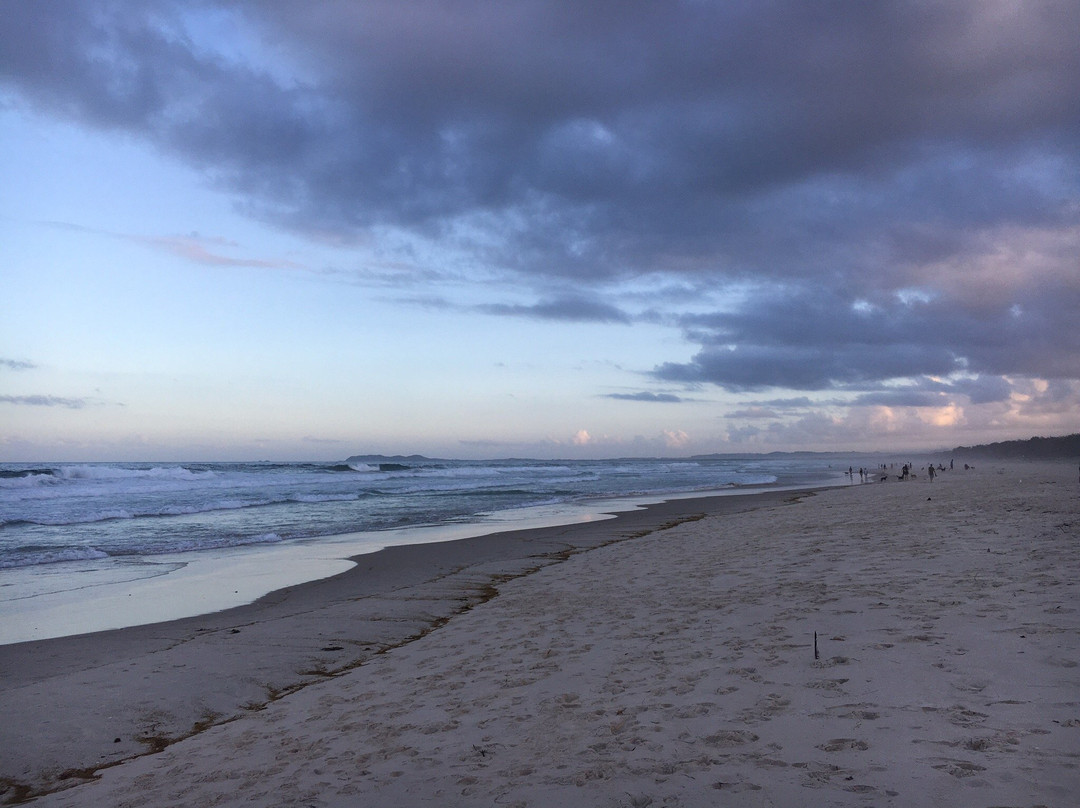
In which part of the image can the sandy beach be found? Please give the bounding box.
[3,460,1078,807]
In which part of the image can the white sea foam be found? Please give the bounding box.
[0,472,63,489]
[346,463,380,473]
[291,494,360,504]
[56,464,217,482]
[0,546,110,569]
[0,458,843,573]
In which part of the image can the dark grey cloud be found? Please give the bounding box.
[656,278,1080,392]
[945,376,1014,405]
[836,374,1016,408]
[851,390,949,408]
[4,2,1075,258]
[605,392,683,403]
[725,407,782,420]
[0,395,87,409]
[3,1,1077,398]
[478,297,631,324]
[0,359,37,371]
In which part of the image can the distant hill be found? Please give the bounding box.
[949,434,1080,460]
[344,454,443,471]
[345,454,437,463]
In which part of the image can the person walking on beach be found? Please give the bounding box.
[928,465,935,482]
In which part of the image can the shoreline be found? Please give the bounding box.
[0,478,845,646]
[5,460,1077,806]
[0,485,814,801]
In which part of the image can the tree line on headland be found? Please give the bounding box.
[948,433,1080,460]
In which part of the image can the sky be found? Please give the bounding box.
[1,1,1078,461]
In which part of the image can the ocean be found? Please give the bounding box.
[0,456,848,642]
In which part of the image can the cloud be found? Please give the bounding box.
[0,394,87,409]
[0,359,37,371]
[6,2,1075,268]
[3,1,1077,420]
[725,407,782,420]
[944,375,1014,405]
[133,234,304,269]
[478,297,631,324]
[662,429,690,449]
[851,390,949,408]
[757,397,814,409]
[605,392,683,403]
[655,276,1080,392]
[41,221,303,269]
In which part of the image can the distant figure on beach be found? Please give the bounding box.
[950,459,954,470]
[901,464,909,480]
[928,465,935,482]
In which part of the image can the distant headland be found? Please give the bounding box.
[947,433,1080,460]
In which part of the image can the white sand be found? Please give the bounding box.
[8,461,1080,807]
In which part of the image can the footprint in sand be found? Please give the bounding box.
[941,706,989,727]
[931,759,988,778]
[703,729,759,747]
[816,738,869,752]
[815,703,880,721]
[804,678,849,693]
[711,780,764,792]
[797,761,849,789]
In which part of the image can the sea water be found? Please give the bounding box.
[0,456,846,642]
